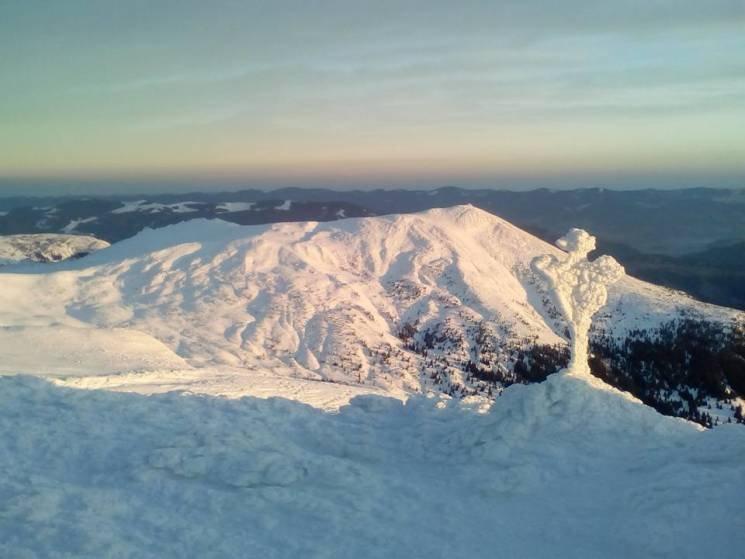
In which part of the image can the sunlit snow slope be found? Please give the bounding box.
[0,206,740,404]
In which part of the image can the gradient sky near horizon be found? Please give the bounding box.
[1,0,744,194]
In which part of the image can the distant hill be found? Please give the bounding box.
[0,233,109,265]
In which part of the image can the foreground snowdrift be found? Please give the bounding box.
[2,373,743,558]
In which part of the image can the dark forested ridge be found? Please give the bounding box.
[589,319,745,427]
[399,316,745,428]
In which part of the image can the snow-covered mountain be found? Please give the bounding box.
[4,187,744,310]
[0,233,110,266]
[1,206,741,421]
[2,206,745,557]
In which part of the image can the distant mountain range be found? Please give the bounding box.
[1,187,743,309]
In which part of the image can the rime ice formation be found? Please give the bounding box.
[531,229,625,376]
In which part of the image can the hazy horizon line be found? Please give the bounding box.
[1,181,743,200]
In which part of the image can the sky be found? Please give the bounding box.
[1,0,744,195]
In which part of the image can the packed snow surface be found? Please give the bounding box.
[1,373,743,558]
[0,233,109,265]
[0,325,189,377]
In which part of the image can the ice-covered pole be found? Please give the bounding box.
[531,229,624,376]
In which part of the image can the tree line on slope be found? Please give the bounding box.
[589,319,745,427]
[399,318,745,428]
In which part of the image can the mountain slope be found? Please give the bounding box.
[1,206,741,421]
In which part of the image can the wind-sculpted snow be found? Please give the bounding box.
[532,229,624,375]
[0,206,739,403]
[1,374,743,558]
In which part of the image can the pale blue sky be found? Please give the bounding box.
[1,1,744,194]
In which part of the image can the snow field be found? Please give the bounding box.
[1,373,743,558]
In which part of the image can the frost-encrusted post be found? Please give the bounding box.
[531,229,624,376]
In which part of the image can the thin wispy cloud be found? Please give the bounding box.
[1,1,744,188]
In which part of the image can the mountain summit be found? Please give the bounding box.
[0,206,741,416]
[2,206,745,557]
